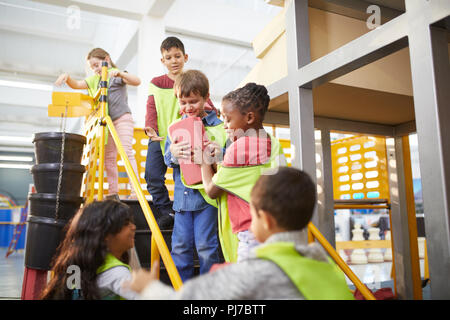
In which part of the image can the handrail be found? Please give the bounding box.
[334,199,390,210]
[308,222,376,300]
[334,204,390,210]
[104,115,183,290]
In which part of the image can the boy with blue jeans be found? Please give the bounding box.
[144,36,216,228]
[163,70,223,281]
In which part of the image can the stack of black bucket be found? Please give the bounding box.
[26,132,86,270]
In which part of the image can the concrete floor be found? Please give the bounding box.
[0,247,24,299]
[0,247,430,300]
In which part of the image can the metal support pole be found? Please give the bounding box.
[386,136,423,299]
[286,0,316,243]
[407,1,450,299]
[316,128,336,247]
[401,135,422,300]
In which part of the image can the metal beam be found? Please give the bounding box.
[394,121,416,137]
[314,117,394,136]
[386,137,419,299]
[264,111,290,126]
[285,0,316,243]
[116,30,138,69]
[286,0,315,175]
[407,0,450,299]
[146,0,176,17]
[316,128,336,247]
[266,77,290,100]
[309,0,403,24]
[296,0,450,89]
[296,12,409,89]
[165,26,253,49]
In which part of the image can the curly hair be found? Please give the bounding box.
[40,200,134,300]
[222,82,270,118]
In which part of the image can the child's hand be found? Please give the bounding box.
[192,145,204,164]
[144,127,164,141]
[55,73,69,86]
[109,69,121,78]
[170,140,190,159]
[124,261,160,294]
[204,141,223,163]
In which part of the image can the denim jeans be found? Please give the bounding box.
[171,205,221,282]
[145,140,173,215]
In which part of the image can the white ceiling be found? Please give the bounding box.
[0,0,282,157]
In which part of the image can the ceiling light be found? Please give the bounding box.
[0,155,33,162]
[0,79,53,91]
[0,163,32,169]
[0,136,33,142]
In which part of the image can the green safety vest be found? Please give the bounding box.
[149,82,181,154]
[169,120,228,208]
[85,67,120,107]
[212,134,286,262]
[85,67,120,145]
[96,253,132,300]
[256,242,355,300]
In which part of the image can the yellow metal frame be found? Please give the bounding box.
[401,135,422,299]
[104,116,182,289]
[308,223,376,300]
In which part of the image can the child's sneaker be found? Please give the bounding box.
[156,214,174,230]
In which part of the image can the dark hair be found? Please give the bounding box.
[174,70,209,99]
[251,167,316,231]
[160,36,185,54]
[222,82,270,118]
[87,48,117,68]
[40,200,134,300]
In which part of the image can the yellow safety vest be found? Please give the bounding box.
[212,134,286,262]
[256,242,355,300]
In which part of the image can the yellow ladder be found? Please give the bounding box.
[48,63,182,290]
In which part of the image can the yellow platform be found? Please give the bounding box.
[48,92,95,118]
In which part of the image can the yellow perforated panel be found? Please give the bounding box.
[331,135,389,201]
[81,126,174,200]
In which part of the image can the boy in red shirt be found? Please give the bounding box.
[144,37,216,228]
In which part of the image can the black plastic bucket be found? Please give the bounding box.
[121,199,170,269]
[30,163,85,196]
[33,132,86,164]
[24,215,69,270]
[28,193,84,221]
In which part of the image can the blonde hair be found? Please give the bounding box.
[86,48,117,68]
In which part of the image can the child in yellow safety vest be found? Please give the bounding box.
[201,83,286,263]
[126,167,355,300]
[55,48,141,200]
[163,70,225,281]
[41,200,139,300]
[143,37,217,229]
